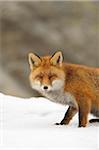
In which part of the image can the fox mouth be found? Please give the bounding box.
[30,81,51,92]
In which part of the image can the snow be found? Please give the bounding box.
[0,93,99,150]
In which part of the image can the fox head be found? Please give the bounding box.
[28,51,65,94]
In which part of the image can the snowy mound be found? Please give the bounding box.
[0,93,98,149]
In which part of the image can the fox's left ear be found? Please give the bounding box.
[50,51,63,66]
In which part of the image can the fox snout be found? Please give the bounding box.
[41,85,51,92]
[30,78,64,93]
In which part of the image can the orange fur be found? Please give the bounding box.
[28,51,99,127]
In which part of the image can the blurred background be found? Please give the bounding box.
[0,1,99,98]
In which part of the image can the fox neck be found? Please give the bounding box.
[41,89,78,109]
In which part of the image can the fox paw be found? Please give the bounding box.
[55,122,65,125]
[78,124,87,127]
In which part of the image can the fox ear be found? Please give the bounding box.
[28,53,41,70]
[50,51,63,66]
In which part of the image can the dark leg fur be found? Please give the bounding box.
[89,119,99,123]
[55,106,77,125]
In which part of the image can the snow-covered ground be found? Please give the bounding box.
[0,93,98,150]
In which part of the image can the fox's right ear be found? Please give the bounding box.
[28,53,41,70]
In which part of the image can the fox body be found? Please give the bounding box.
[28,51,99,127]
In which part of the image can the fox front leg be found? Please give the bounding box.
[78,100,91,127]
[56,106,77,125]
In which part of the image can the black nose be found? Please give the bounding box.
[43,86,48,90]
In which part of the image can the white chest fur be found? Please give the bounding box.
[42,90,78,108]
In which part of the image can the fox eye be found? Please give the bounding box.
[35,74,43,79]
[49,74,57,79]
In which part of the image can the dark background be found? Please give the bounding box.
[0,1,99,97]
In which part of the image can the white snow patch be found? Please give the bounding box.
[0,93,98,149]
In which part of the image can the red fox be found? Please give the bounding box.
[28,51,99,127]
